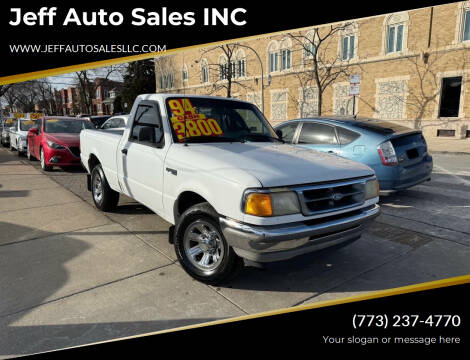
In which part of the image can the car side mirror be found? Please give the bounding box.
[29,128,38,135]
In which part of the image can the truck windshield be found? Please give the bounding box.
[44,119,95,133]
[20,120,36,131]
[165,97,279,143]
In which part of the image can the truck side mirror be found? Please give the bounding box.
[275,129,283,139]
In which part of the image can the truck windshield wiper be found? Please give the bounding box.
[182,136,246,143]
[241,134,285,143]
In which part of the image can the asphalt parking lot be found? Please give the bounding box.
[1,148,469,357]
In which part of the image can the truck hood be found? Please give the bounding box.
[170,142,374,188]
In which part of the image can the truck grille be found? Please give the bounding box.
[293,178,368,216]
[68,146,80,158]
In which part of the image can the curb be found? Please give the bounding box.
[428,151,470,155]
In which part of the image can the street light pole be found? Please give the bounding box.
[236,44,266,114]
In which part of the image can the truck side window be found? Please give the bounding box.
[298,123,338,145]
[130,105,162,145]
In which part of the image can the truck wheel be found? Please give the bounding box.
[91,164,119,211]
[40,148,52,171]
[174,202,243,285]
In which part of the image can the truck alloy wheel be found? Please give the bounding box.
[91,164,119,211]
[174,202,243,284]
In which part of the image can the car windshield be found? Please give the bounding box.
[44,119,95,133]
[20,119,36,131]
[165,97,278,143]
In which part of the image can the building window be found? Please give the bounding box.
[281,49,291,70]
[387,23,404,53]
[236,49,246,78]
[182,64,188,82]
[96,87,101,99]
[201,59,209,83]
[463,10,470,41]
[439,77,462,118]
[267,41,279,73]
[375,79,407,119]
[271,90,288,122]
[299,86,319,117]
[303,30,317,59]
[280,38,292,71]
[158,72,174,90]
[342,34,355,60]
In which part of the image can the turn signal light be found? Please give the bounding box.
[245,193,273,217]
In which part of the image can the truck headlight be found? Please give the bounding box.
[244,191,300,217]
[365,179,379,200]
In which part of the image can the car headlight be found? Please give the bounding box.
[365,179,379,200]
[244,190,300,217]
[46,140,65,149]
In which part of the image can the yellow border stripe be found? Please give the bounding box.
[37,274,470,356]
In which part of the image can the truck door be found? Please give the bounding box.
[117,101,167,215]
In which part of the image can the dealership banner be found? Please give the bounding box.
[0,0,455,80]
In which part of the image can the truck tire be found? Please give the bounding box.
[174,202,243,285]
[91,164,119,211]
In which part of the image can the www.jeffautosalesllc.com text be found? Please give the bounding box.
[8,8,247,27]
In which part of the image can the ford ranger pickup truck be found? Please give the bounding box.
[80,94,380,284]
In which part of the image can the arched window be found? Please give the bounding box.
[280,37,292,70]
[384,12,409,54]
[267,40,279,73]
[303,30,317,59]
[219,55,228,80]
[236,49,246,78]
[339,22,358,61]
[201,59,209,83]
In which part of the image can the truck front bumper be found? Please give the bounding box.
[220,204,380,262]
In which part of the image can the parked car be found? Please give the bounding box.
[27,116,95,171]
[100,115,129,130]
[9,118,36,155]
[275,117,433,192]
[86,115,111,128]
[80,94,380,284]
[1,118,16,147]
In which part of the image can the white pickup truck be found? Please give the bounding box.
[80,94,380,284]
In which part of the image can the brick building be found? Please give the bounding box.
[92,78,122,115]
[57,87,79,115]
[155,1,470,140]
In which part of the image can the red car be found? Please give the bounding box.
[27,116,94,171]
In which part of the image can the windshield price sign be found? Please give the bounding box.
[168,98,223,142]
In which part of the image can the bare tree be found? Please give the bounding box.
[198,43,253,98]
[75,66,121,114]
[154,56,178,93]
[288,23,359,115]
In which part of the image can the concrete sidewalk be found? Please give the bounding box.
[427,137,470,154]
[0,149,244,358]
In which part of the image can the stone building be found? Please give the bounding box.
[155,1,470,140]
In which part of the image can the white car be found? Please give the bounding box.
[100,115,129,131]
[80,94,380,284]
[9,118,36,155]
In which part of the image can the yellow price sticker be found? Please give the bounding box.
[13,113,25,118]
[29,113,44,120]
[47,119,59,122]
[24,120,35,125]
[5,119,14,124]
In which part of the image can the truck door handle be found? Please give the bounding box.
[121,149,128,155]
[166,167,177,176]
[328,151,335,154]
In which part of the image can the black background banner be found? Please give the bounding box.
[24,281,468,357]
[0,0,456,78]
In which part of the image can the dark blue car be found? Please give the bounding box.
[275,117,433,192]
